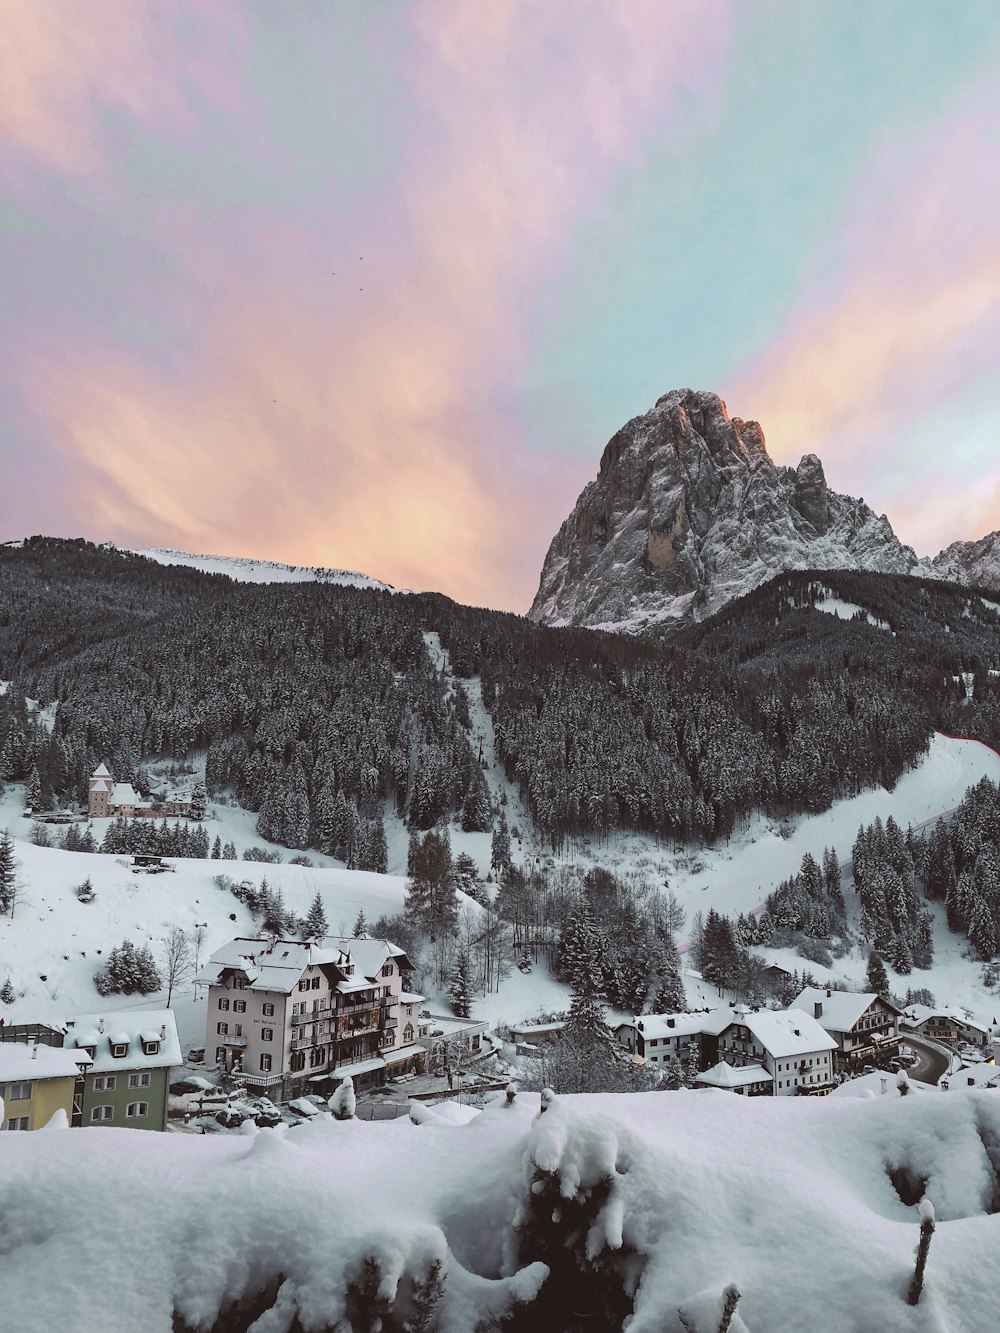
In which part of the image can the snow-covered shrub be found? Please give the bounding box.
[75,878,96,903]
[328,1077,356,1121]
[94,939,161,996]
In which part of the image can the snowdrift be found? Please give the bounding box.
[2,1088,1000,1331]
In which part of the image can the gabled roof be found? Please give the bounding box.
[197,935,409,996]
[901,1004,989,1034]
[64,1011,180,1073]
[790,988,902,1034]
[630,1012,709,1041]
[696,1060,770,1089]
[91,763,111,778]
[721,1007,837,1059]
[110,782,141,806]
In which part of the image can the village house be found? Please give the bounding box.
[695,1060,772,1096]
[510,1021,566,1057]
[900,1004,991,1048]
[195,934,427,1100]
[614,1013,707,1069]
[790,987,903,1071]
[63,1010,180,1131]
[714,1006,837,1095]
[0,1040,92,1130]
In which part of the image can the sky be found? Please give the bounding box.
[1,0,998,612]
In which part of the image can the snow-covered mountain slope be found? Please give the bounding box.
[4,1087,1000,1332]
[529,388,938,632]
[932,530,1000,594]
[133,545,404,592]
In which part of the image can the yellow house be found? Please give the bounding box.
[0,1042,91,1130]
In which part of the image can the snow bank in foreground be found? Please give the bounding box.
[3,1090,1000,1331]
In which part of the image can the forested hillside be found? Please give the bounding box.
[2,541,998,861]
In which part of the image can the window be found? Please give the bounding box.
[141,1041,159,1056]
[93,1075,116,1092]
[290,1051,305,1072]
[218,998,230,1011]
[234,1024,244,1038]
[262,1003,275,1017]
[217,1022,228,1035]
[298,980,310,992]
[126,1102,149,1118]
[4,1081,31,1102]
[233,999,247,1013]
[3,1117,30,1131]
[262,1028,274,1042]
[309,1047,326,1068]
[111,1043,128,1058]
[91,1106,114,1123]
[311,976,321,989]
[260,1054,272,1073]
[128,1072,151,1089]
[403,1023,414,1042]
[381,963,393,977]
[215,1046,226,1064]
[233,977,247,990]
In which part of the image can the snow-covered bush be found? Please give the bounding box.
[328,1077,356,1121]
[94,939,162,996]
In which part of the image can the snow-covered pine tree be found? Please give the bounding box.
[302,891,328,940]
[449,953,471,1018]
[353,908,368,937]
[866,949,889,994]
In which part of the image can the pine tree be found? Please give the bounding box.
[449,953,472,1018]
[190,780,207,821]
[211,834,222,860]
[0,976,14,1004]
[866,950,889,994]
[353,909,368,937]
[302,892,328,940]
[0,829,19,916]
[491,812,511,876]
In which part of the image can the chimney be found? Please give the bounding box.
[160,1024,166,1040]
[814,1002,823,1019]
[667,1018,675,1029]
[880,1077,888,1095]
[30,1040,37,1060]
[98,1018,105,1034]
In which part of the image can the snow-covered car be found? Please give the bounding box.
[287,1097,321,1118]
[215,1108,245,1128]
[170,1076,217,1096]
[187,1047,206,1064]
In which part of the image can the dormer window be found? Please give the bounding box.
[141,1040,160,1056]
[81,1046,96,1060]
[111,1042,129,1058]
[381,963,393,977]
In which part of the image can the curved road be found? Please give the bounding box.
[902,1034,951,1086]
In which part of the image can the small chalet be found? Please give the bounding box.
[695,1060,771,1096]
[790,987,903,1070]
[900,1005,990,1049]
[510,1021,565,1056]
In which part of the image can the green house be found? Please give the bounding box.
[63,1011,180,1132]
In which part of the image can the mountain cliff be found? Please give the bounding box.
[529,389,935,632]
[931,531,1000,595]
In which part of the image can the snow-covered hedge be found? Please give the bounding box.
[3,1089,1000,1331]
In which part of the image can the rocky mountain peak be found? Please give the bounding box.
[529,389,934,634]
[931,530,1000,594]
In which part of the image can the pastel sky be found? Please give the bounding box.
[2,0,998,611]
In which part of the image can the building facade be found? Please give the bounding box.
[791,988,902,1070]
[0,1042,91,1130]
[196,934,427,1100]
[63,1011,180,1131]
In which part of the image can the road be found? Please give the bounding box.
[902,1034,951,1086]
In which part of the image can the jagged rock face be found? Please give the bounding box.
[931,531,1000,594]
[529,389,934,633]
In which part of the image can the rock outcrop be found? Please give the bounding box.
[529,389,935,633]
[931,531,1000,595]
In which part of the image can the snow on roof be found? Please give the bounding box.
[382,1044,426,1065]
[830,1071,928,1099]
[0,1043,91,1082]
[64,1010,181,1073]
[110,782,141,806]
[696,1061,770,1089]
[91,763,111,778]
[511,1022,566,1036]
[723,1008,838,1059]
[901,1005,989,1034]
[630,1012,710,1041]
[310,1056,386,1081]
[202,935,410,995]
[399,991,425,1005]
[790,988,897,1034]
[941,1064,1000,1091]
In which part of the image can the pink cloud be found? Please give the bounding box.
[724,85,1000,550]
[26,1,734,609]
[0,0,246,177]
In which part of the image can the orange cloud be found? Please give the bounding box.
[25,1,734,608]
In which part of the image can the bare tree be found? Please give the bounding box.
[192,923,208,975]
[161,926,194,1006]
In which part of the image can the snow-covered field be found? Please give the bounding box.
[2,1085,999,1331]
[812,593,890,631]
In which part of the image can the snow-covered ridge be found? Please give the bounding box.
[131,546,406,593]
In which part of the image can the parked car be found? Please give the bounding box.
[215,1108,245,1128]
[187,1047,206,1064]
[170,1076,216,1096]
